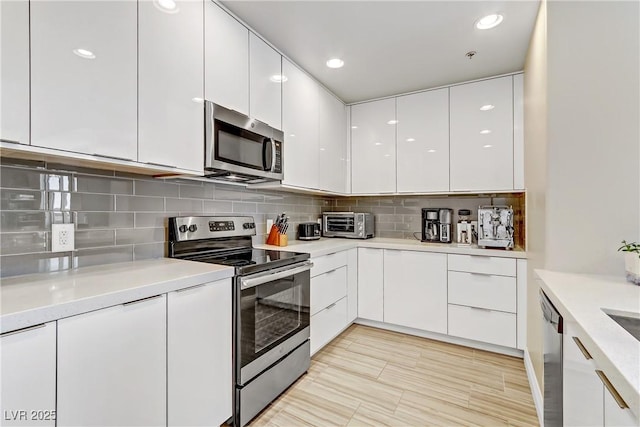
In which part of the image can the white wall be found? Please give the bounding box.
[545,0,640,274]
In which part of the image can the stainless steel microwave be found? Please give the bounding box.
[205,102,284,183]
[322,212,375,239]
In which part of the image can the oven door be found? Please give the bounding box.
[236,261,311,385]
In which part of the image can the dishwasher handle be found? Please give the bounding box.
[540,290,563,333]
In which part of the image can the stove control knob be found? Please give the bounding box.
[179,225,188,233]
[188,224,197,233]
[243,223,249,229]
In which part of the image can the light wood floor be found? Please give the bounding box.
[249,324,539,427]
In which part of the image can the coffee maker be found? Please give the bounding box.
[421,209,439,242]
[456,209,478,245]
[438,209,453,243]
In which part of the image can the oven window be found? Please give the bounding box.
[239,270,310,367]
[215,121,265,171]
[326,216,355,233]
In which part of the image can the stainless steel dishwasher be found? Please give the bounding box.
[540,290,563,427]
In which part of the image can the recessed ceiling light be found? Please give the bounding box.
[191,97,204,103]
[270,74,288,83]
[480,129,492,135]
[427,149,437,153]
[480,104,495,111]
[326,58,344,69]
[476,14,504,30]
[387,120,398,125]
[483,144,493,148]
[375,142,383,146]
[351,126,358,129]
[154,0,179,13]
[289,134,296,137]
[73,48,95,59]
[384,154,391,157]
[406,138,416,142]
[319,148,325,151]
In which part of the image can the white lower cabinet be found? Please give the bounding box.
[383,250,447,334]
[310,250,356,354]
[563,321,640,427]
[357,248,384,321]
[447,304,516,348]
[563,323,604,426]
[167,280,232,427]
[311,298,348,355]
[57,295,167,427]
[0,323,56,427]
[347,248,358,323]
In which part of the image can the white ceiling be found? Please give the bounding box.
[221,0,540,104]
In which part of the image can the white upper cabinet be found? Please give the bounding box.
[138,0,203,172]
[351,98,397,194]
[0,0,29,144]
[282,59,319,189]
[204,2,249,116]
[450,76,514,192]
[396,88,449,193]
[249,33,282,129]
[30,0,137,160]
[513,73,525,190]
[318,87,347,193]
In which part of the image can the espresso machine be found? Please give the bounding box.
[478,205,515,249]
[438,208,453,243]
[456,209,478,245]
[421,209,439,242]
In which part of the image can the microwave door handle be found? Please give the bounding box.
[262,138,275,171]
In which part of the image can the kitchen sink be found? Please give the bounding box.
[605,312,640,342]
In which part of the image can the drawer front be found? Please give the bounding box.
[310,297,347,355]
[448,254,516,276]
[311,251,348,277]
[448,304,516,348]
[448,271,516,313]
[311,266,347,315]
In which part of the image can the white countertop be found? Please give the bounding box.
[255,237,527,259]
[536,269,640,418]
[0,258,234,334]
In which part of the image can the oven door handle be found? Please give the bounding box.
[240,261,314,289]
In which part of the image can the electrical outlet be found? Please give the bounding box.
[51,223,75,252]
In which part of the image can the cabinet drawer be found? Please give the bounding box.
[311,251,348,277]
[310,297,347,355]
[448,304,516,348]
[311,266,347,315]
[448,254,516,276]
[448,271,516,313]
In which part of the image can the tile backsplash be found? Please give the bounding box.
[0,158,331,277]
[0,157,525,277]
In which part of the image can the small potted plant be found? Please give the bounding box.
[618,240,640,285]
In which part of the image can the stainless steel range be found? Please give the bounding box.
[168,216,311,427]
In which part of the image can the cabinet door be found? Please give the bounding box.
[513,74,524,190]
[347,248,358,323]
[357,248,383,321]
[204,2,248,116]
[319,88,347,193]
[57,295,166,427]
[396,88,449,193]
[0,0,29,144]
[351,99,397,194]
[168,280,232,427]
[604,385,638,427]
[249,32,282,129]
[563,323,604,426]
[282,59,319,189]
[450,76,513,192]
[30,0,137,160]
[138,0,204,172]
[0,323,56,427]
[383,250,447,334]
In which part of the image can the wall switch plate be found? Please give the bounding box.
[51,223,75,252]
[266,219,274,230]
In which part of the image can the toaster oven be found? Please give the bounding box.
[322,212,374,239]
